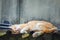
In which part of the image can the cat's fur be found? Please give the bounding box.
[10,20,57,37]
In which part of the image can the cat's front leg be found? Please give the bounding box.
[20,26,29,34]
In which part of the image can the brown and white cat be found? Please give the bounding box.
[10,20,57,37]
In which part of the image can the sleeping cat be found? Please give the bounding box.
[10,20,57,37]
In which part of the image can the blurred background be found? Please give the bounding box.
[0,0,60,25]
[0,0,60,40]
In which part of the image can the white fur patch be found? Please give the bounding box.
[31,23,44,31]
[32,31,43,37]
[20,26,29,33]
[14,24,21,30]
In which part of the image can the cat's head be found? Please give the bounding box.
[10,24,27,34]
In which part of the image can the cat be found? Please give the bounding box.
[10,20,57,37]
